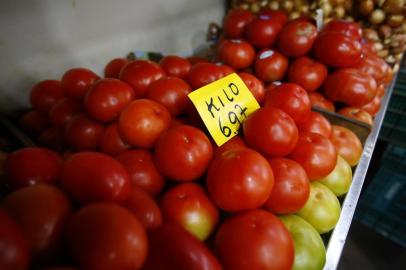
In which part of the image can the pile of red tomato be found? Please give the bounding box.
[0,7,392,270]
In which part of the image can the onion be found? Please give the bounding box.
[268,1,279,10]
[289,11,301,20]
[364,28,380,41]
[322,2,333,17]
[369,9,386,24]
[377,49,389,58]
[282,0,294,12]
[382,0,405,14]
[387,14,404,27]
[360,0,374,15]
[250,3,261,13]
[333,6,346,18]
[378,25,393,38]
[373,42,384,51]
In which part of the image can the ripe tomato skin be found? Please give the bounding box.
[161,183,219,241]
[64,114,105,151]
[118,99,171,149]
[5,147,62,190]
[99,123,130,156]
[30,80,64,115]
[116,150,165,197]
[66,203,148,270]
[217,63,235,76]
[215,209,294,270]
[324,68,377,107]
[61,68,100,100]
[376,83,385,98]
[142,222,222,270]
[289,132,337,181]
[187,63,224,89]
[313,32,362,68]
[361,95,381,116]
[104,58,129,78]
[243,107,298,157]
[19,110,49,137]
[308,92,335,112]
[223,9,253,38]
[245,16,282,48]
[263,83,311,124]
[338,107,373,125]
[49,98,83,128]
[298,111,332,138]
[254,49,289,82]
[238,72,265,103]
[330,125,362,167]
[288,56,328,92]
[41,268,77,270]
[159,55,191,80]
[0,208,30,270]
[353,53,388,85]
[207,148,274,212]
[84,79,135,122]
[122,186,162,231]
[2,185,72,264]
[119,60,166,97]
[217,39,255,70]
[322,20,362,41]
[154,125,213,182]
[278,20,317,57]
[258,9,288,28]
[60,152,131,204]
[38,127,65,151]
[264,158,310,214]
[146,77,192,116]
[214,135,247,157]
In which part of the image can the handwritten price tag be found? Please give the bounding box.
[188,73,260,146]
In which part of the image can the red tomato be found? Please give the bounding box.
[41,268,77,270]
[223,9,253,38]
[308,92,335,112]
[161,183,219,240]
[64,114,105,151]
[263,83,311,124]
[258,9,288,28]
[217,63,235,76]
[19,111,49,137]
[99,123,130,156]
[122,186,162,231]
[66,203,147,270]
[243,107,298,157]
[60,152,131,204]
[324,68,377,107]
[159,55,192,80]
[337,107,373,125]
[30,80,64,115]
[38,127,65,151]
[214,135,247,157]
[84,79,135,122]
[119,60,166,97]
[330,125,362,167]
[361,95,381,116]
[146,77,192,116]
[154,125,212,181]
[376,83,385,98]
[187,56,209,65]
[61,68,99,100]
[0,208,30,270]
[254,49,289,82]
[238,72,265,103]
[49,98,82,128]
[170,117,189,127]
[297,111,332,138]
[104,58,129,78]
[207,148,274,211]
[278,20,317,57]
[217,39,255,70]
[2,185,72,264]
[118,99,171,149]
[353,53,389,85]
[142,222,222,270]
[215,209,294,270]
[116,149,165,196]
[245,15,282,48]
[289,132,337,180]
[264,158,310,214]
[288,56,328,92]
[313,32,362,68]
[5,147,61,190]
[187,63,224,89]
[322,20,362,41]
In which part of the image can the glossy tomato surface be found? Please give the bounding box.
[30,80,64,115]
[159,55,191,80]
[223,9,253,38]
[217,39,255,70]
[67,203,147,270]
[238,72,265,103]
[297,111,332,138]
[243,107,298,157]
[104,58,129,79]
[278,19,317,57]
[60,152,131,204]
[337,107,373,125]
[61,68,99,100]
[154,125,213,182]
[330,125,362,167]
[254,49,289,82]
[214,135,247,157]
[64,114,105,151]
[49,98,83,128]
[215,209,294,270]
[207,148,273,211]
[245,15,282,48]
[187,63,224,89]
[308,92,335,112]
[99,123,130,156]
[361,95,381,116]
[288,56,328,92]
[322,20,362,41]
[318,155,352,197]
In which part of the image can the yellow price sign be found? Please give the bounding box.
[188,73,260,146]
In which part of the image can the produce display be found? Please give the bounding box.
[0,5,393,270]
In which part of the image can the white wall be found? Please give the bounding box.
[0,0,224,111]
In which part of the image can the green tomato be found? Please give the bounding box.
[297,182,341,234]
[318,155,352,196]
[279,215,326,270]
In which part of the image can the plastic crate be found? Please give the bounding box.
[355,145,406,247]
